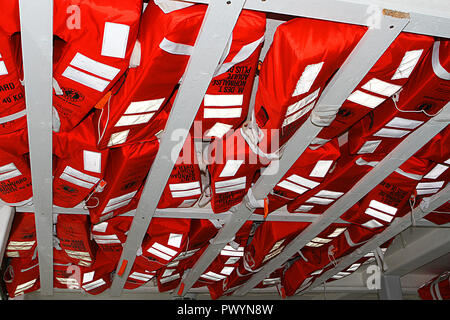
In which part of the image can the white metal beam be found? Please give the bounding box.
[233,104,450,296]
[19,0,54,295]
[108,0,248,297]
[176,11,410,297]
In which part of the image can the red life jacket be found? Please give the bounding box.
[5,212,36,259]
[78,250,115,295]
[125,258,157,290]
[205,124,278,213]
[254,17,434,151]
[52,0,142,132]
[157,135,203,209]
[0,0,27,135]
[414,126,450,165]
[53,247,80,289]
[56,214,98,267]
[95,2,265,149]
[348,40,450,156]
[3,256,40,298]
[254,139,341,215]
[418,272,450,300]
[53,115,109,208]
[87,139,159,224]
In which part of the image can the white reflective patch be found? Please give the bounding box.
[305,242,324,247]
[424,164,448,179]
[385,117,424,130]
[62,66,110,92]
[83,150,102,174]
[159,38,194,56]
[203,108,242,119]
[169,181,200,191]
[362,219,384,229]
[369,200,397,215]
[416,188,440,195]
[93,234,119,241]
[287,175,320,189]
[293,62,324,96]
[93,239,121,244]
[347,263,361,272]
[310,160,333,178]
[151,242,178,257]
[283,101,315,127]
[159,273,180,284]
[204,94,243,107]
[220,248,244,257]
[129,272,153,282]
[311,269,324,275]
[219,160,244,178]
[347,90,385,108]
[220,266,234,276]
[83,279,106,291]
[178,199,197,208]
[287,88,321,117]
[63,166,100,184]
[0,163,17,174]
[60,172,95,189]
[327,227,347,238]
[225,257,240,264]
[125,99,165,114]
[214,183,246,194]
[357,140,382,154]
[365,207,394,222]
[107,129,130,147]
[106,190,137,207]
[204,123,233,139]
[311,237,332,244]
[294,205,314,212]
[277,180,308,195]
[101,22,130,59]
[392,49,423,80]
[0,169,22,182]
[201,272,226,281]
[361,78,402,97]
[168,233,183,248]
[162,269,175,278]
[70,53,120,80]
[83,271,95,284]
[373,127,410,138]
[215,176,246,188]
[0,61,8,76]
[417,181,445,189]
[115,113,154,127]
[102,198,132,214]
[147,247,172,261]
[314,190,343,199]
[305,197,334,205]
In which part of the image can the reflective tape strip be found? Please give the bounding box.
[169,181,200,191]
[0,169,22,182]
[101,22,130,59]
[92,222,108,233]
[215,176,246,188]
[310,160,334,178]
[306,196,334,205]
[314,190,344,199]
[69,53,120,80]
[83,279,106,291]
[62,66,110,92]
[159,273,180,284]
[162,269,175,278]
[347,90,385,108]
[292,62,324,96]
[84,150,102,174]
[0,60,8,75]
[147,247,172,261]
[204,94,243,107]
[365,207,393,222]
[215,183,246,194]
[201,271,227,281]
[424,164,448,179]
[311,237,332,244]
[83,271,95,284]
[0,163,17,174]
[361,78,402,97]
[282,101,315,127]
[93,234,119,240]
[287,175,319,189]
[293,205,314,212]
[168,233,183,248]
[106,191,138,207]
[115,113,155,127]
[0,109,27,124]
[225,257,240,265]
[8,241,36,248]
[125,98,165,114]
[385,117,424,130]
[311,269,324,276]
[432,41,450,80]
[94,239,121,244]
[203,108,242,119]
[6,251,20,257]
[129,272,154,282]
[416,188,440,196]
[65,250,91,258]
[102,198,132,214]
[63,166,100,184]
[107,130,130,147]
[178,199,197,208]
[327,227,347,238]
[305,242,324,247]
[220,266,234,276]
[219,160,244,178]
[287,89,320,117]
[369,199,397,215]
[357,140,382,154]
[151,242,178,258]
[373,127,410,138]
[15,279,37,294]
[277,180,308,195]
[417,181,445,189]
[159,38,194,56]
[220,248,244,257]
[204,122,233,139]
[60,173,95,189]
[347,263,361,272]
[392,49,423,80]
[172,248,199,261]
[171,188,202,198]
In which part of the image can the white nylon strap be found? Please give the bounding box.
[432,41,450,81]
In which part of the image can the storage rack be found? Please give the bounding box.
[1,0,449,299]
